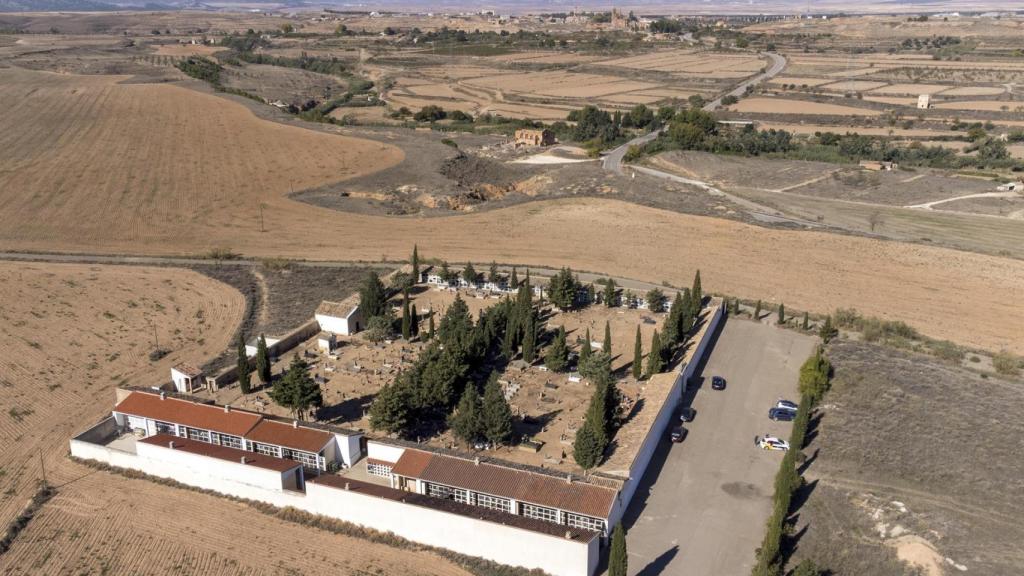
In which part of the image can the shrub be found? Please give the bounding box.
[992,350,1022,376]
[929,340,964,363]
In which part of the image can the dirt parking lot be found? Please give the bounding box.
[623,317,816,576]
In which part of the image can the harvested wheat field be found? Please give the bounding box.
[0,67,402,246]
[727,98,880,116]
[0,70,1022,355]
[0,262,243,529]
[0,262,472,576]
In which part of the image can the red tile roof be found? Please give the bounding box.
[390,449,617,519]
[116,392,262,437]
[246,419,332,454]
[140,434,300,473]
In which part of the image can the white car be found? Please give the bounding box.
[758,436,790,451]
[775,399,799,411]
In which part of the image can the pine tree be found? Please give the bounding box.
[602,321,612,355]
[754,299,762,320]
[692,270,702,309]
[802,311,809,331]
[510,267,519,289]
[255,334,271,386]
[488,261,499,283]
[401,291,412,339]
[410,303,420,336]
[646,330,663,377]
[580,328,592,364]
[482,374,514,446]
[359,271,387,318]
[236,334,251,394]
[603,278,617,307]
[369,376,413,434]
[269,354,322,420]
[778,303,786,325]
[609,523,628,576]
[632,326,643,380]
[522,312,536,363]
[449,384,483,444]
[411,244,420,281]
[545,326,569,372]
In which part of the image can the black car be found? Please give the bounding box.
[679,407,696,422]
[711,376,726,390]
[670,426,688,443]
[768,407,796,421]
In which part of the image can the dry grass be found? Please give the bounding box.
[795,339,1024,575]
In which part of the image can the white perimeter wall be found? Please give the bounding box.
[316,314,352,336]
[611,303,725,525]
[70,438,597,576]
[367,440,405,463]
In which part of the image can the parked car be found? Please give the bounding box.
[670,426,688,443]
[710,376,726,390]
[758,436,790,451]
[769,407,796,421]
[775,399,799,411]
[679,407,696,422]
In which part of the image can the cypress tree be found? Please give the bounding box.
[573,419,603,469]
[410,303,420,336]
[665,292,683,344]
[236,334,251,394]
[819,315,837,343]
[580,328,592,364]
[609,523,628,576]
[255,334,271,386]
[802,311,809,331]
[522,313,536,363]
[545,326,569,372]
[462,262,477,285]
[427,307,435,340]
[411,244,419,281]
[510,267,519,289]
[632,326,643,380]
[359,271,387,318]
[732,298,740,316]
[401,291,411,339]
[754,299,762,320]
[603,278,617,307]
[482,374,514,446]
[645,330,663,377]
[692,270,702,308]
[602,321,612,355]
[778,303,786,325]
[488,261,499,283]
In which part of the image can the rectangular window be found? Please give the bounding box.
[367,462,392,477]
[155,421,175,435]
[475,493,511,513]
[254,443,280,457]
[521,503,559,523]
[287,450,320,469]
[426,483,469,504]
[566,514,606,533]
[186,427,210,443]
[218,434,243,450]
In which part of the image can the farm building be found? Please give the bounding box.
[514,128,555,147]
[859,160,898,171]
[366,442,619,535]
[110,389,362,470]
[170,364,204,394]
[917,94,931,109]
[316,295,363,336]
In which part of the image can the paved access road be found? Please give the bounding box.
[622,317,816,576]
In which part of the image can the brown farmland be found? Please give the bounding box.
[0,71,1022,355]
[0,261,471,576]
